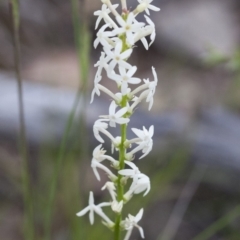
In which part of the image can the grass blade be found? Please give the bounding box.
[9,0,35,239]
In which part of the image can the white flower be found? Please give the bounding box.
[129,173,151,196]
[129,67,158,110]
[100,101,130,127]
[144,15,156,47]
[132,125,154,159]
[118,161,141,185]
[111,136,122,153]
[108,66,141,95]
[94,52,111,75]
[138,30,149,50]
[76,191,113,225]
[94,4,119,29]
[113,13,145,45]
[94,24,114,49]
[134,25,155,46]
[93,144,107,162]
[120,161,151,198]
[90,75,102,103]
[91,52,111,104]
[104,40,133,70]
[91,158,117,181]
[93,144,119,167]
[93,119,109,143]
[102,181,117,201]
[111,200,123,213]
[144,67,158,110]
[137,0,160,15]
[122,208,145,240]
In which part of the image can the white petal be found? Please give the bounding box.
[92,164,101,181]
[118,169,134,176]
[138,226,145,238]
[135,208,144,222]
[141,37,149,50]
[132,128,144,138]
[76,206,90,216]
[94,38,100,49]
[127,66,137,77]
[124,160,138,169]
[89,209,94,225]
[119,60,132,70]
[127,12,134,24]
[124,229,133,240]
[109,101,116,115]
[128,77,141,84]
[149,125,154,137]
[89,191,94,205]
[119,66,127,76]
[115,118,130,124]
[121,49,133,59]
[115,107,128,118]
[115,41,123,55]
[145,8,150,15]
[116,15,126,27]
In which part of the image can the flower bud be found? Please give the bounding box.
[136,3,147,13]
[111,200,123,213]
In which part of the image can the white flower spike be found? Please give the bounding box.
[77,1,160,239]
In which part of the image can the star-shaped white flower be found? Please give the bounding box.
[137,0,160,15]
[94,3,119,29]
[94,24,114,49]
[93,144,118,166]
[113,13,145,45]
[108,66,141,95]
[144,15,156,47]
[122,208,145,240]
[100,101,130,127]
[91,157,117,181]
[130,173,151,196]
[119,161,141,185]
[90,75,102,103]
[120,161,151,198]
[102,181,117,201]
[76,191,113,226]
[94,51,111,74]
[132,125,154,159]
[93,119,120,145]
[104,40,133,71]
[93,119,109,143]
[144,66,158,110]
[111,200,123,213]
[126,125,154,160]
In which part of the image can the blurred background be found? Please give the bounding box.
[1,0,240,239]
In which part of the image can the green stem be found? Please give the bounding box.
[9,1,35,239]
[114,95,128,240]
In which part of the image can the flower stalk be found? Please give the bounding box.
[77,0,160,239]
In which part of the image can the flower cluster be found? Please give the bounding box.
[77,0,159,239]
